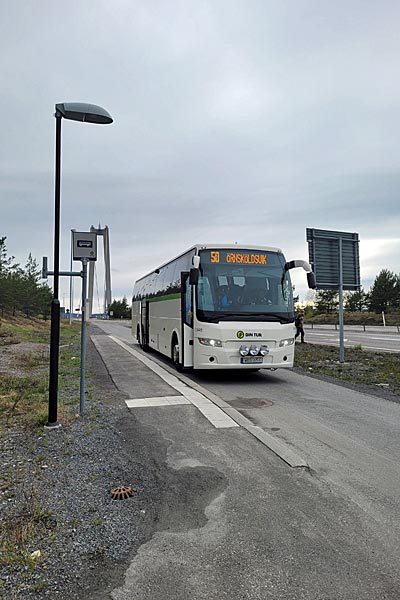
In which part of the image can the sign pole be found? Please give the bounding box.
[338,238,345,363]
[80,258,88,415]
[70,232,97,416]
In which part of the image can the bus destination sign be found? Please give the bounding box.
[209,250,267,265]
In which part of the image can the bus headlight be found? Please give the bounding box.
[279,338,294,347]
[249,345,260,356]
[198,337,222,347]
[239,345,250,356]
[259,345,269,356]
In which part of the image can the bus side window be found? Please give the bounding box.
[185,279,193,327]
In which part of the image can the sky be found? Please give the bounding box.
[1,1,400,312]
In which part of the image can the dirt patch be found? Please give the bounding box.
[0,342,49,376]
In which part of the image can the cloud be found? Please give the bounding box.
[1,0,400,308]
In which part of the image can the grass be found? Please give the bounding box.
[0,490,55,569]
[294,343,400,396]
[0,315,82,431]
[0,315,51,345]
[0,315,83,592]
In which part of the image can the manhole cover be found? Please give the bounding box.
[109,485,135,500]
[229,398,273,409]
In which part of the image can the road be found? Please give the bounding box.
[90,320,400,599]
[304,324,400,352]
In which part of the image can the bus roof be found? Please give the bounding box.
[135,243,284,283]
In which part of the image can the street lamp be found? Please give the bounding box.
[47,102,113,428]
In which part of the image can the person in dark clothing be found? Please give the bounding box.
[295,311,305,343]
[219,285,232,309]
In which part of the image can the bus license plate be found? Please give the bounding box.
[241,356,263,364]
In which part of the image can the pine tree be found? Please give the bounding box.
[368,270,400,313]
[0,237,19,275]
[344,288,369,312]
[314,290,339,314]
[0,239,51,317]
[108,297,131,319]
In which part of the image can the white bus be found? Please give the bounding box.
[132,244,315,371]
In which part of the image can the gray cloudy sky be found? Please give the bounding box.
[2,1,400,310]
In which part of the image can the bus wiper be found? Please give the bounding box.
[254,313,293,323]
[215,312,255,320]
[216,313,293,323]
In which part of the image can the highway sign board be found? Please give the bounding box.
[306,228,360,290]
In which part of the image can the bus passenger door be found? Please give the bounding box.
[139,299,149,350]
[181,272,194,367]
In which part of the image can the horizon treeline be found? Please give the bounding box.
[2,237,399,319]
[304,268,400,315]
[0,237,52,318]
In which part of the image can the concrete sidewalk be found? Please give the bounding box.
[90,326,309,468]
[91,332,238,429]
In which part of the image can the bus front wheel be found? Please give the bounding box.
[172,338,183,372]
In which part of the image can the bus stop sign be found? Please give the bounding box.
[306,228,360,290]
[72,231,97,261]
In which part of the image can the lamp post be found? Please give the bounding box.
[47,103,113,428]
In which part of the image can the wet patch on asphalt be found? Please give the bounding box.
[228,397,273,409]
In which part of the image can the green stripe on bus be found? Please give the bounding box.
[148,293,181,303]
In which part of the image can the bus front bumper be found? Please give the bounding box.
[194,343,294,370]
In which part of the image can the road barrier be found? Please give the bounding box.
[308,323,400,333]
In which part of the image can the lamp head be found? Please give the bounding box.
[55,102,113,124]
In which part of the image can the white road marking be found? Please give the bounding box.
[306,336,347,342]
[307,332,337,336]
[308,332,400,343]
[305,340,400,352]
[362,346,400,353]
[364,336,400,341]
[125,396,190,408]
[108,336,238,429]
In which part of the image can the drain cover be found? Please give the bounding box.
[109,485,135,500]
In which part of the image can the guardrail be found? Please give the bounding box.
[306,323,400,333]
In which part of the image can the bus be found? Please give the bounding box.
[132,244,315,371]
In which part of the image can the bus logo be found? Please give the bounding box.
[237,330,245,339]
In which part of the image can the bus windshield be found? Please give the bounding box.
[196,249,294,323]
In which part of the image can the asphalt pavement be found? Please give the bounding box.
[304,324,400,352]
[90,320,400,600]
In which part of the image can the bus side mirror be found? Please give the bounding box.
[189,268,199,285]
[307,272,316,289]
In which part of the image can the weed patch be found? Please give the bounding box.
[0,485,55,564]
[294,343,400,396]
[0,321,81,432]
